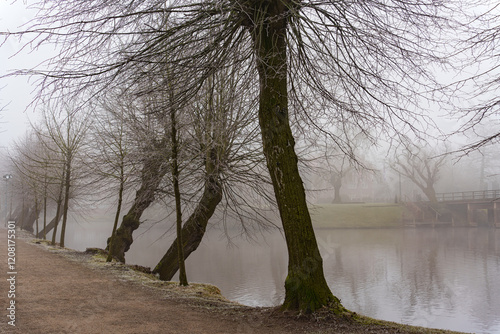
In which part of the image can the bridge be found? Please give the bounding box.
[437,190,500,227]
[436,189,500,203]
[404,190,500,228]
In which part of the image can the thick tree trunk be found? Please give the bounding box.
[153,173,222,280]
[106,169,124,262]
[249,1,343,313]
[107,154,169,262]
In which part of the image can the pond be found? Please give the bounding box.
[59,218,500,334]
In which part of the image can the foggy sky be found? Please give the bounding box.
[0,1,40,151]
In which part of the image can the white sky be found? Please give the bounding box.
[0,1,498,156]
[0,1,40,151]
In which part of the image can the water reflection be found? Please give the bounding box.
[317,228,500,333]
[57,219,500,334]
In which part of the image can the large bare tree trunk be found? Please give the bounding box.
[107,154,168,262]
[106,166,125,262]
[153,172,222,280]
[249,1,343,313]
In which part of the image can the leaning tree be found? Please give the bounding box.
[2,0,460,312]
[85,95,139,263]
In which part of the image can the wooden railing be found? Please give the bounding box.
[436,190,500,202]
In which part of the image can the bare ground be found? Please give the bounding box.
[0,228,467,334]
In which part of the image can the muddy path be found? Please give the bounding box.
[0,228,298,334]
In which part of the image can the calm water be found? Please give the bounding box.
[57,218,500,334]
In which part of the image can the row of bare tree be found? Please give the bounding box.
[8,65,273,285]
[2,0,500,314]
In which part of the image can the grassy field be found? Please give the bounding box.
[310,203,405,229]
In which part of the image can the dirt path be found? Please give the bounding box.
[0,228,301,334]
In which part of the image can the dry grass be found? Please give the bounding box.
[310,203,405,228]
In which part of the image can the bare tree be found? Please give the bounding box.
[106,99,171,262]
[9,133,46,234]
[104,34,271,274]
[34,105,89,247]
[3,0,459,312]
[9,128,65,239]
[85,96,138,262]
[153,65,270,282]
[328,156,353,204]
[393,144,447,204]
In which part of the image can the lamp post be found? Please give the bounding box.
[3,174,13,223]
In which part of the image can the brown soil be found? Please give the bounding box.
[0,228,466,334]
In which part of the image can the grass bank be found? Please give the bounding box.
[310,203,404,229]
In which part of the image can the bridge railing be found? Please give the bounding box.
[436,189,500,202]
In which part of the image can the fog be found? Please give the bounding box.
[1,1,500,333]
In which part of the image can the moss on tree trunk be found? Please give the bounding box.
[249,0,343,313]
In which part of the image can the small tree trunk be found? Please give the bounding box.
[35,197,39,238]
[50,199,63,245]
[60,155,72,248]
[51,174,65,246]
[43,191,47,240]
[332,180,342,204]
[20,196,27,231]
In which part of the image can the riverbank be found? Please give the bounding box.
[0,228,467,334]
[311,203,404,228]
